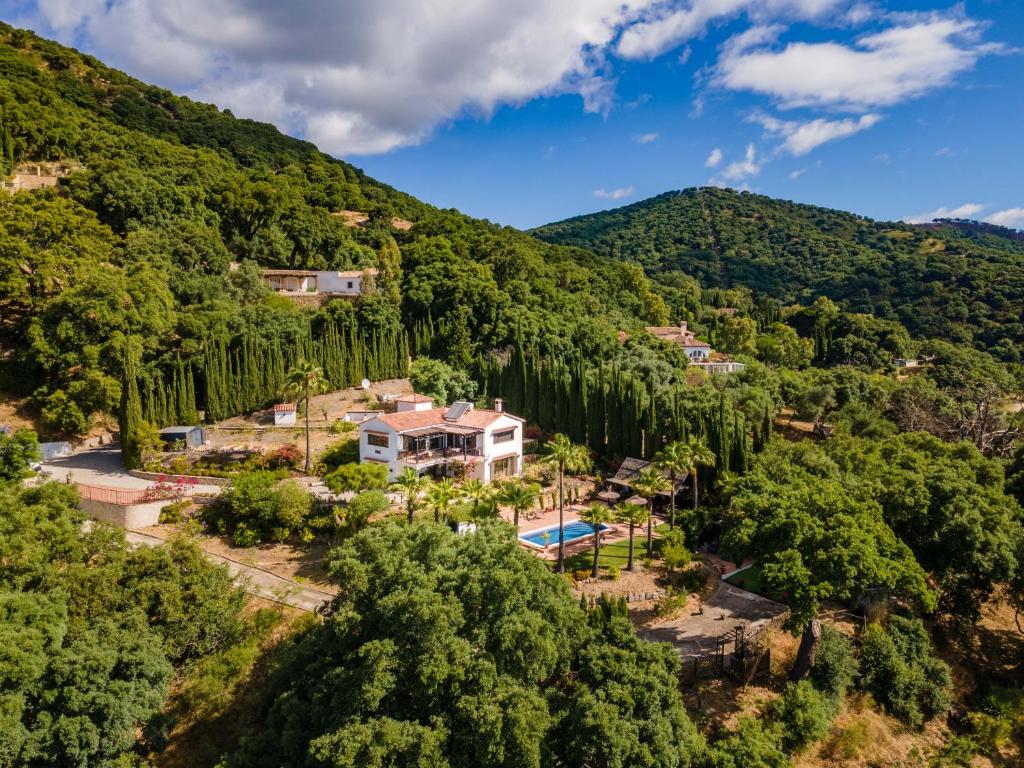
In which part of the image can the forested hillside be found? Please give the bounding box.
[533,187,1024,360]
[0,22,669,430]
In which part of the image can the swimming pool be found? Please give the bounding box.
[519,520,611,547]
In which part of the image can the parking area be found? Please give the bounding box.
[638,582,789,658]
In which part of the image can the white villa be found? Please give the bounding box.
[645,321,712,361]
[358,395,524,483]
[262,268,378,297]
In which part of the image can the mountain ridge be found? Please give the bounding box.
[532,186,1024,359]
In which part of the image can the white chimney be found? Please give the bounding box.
[494,398,503,413]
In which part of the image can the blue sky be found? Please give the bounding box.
[6,1,1023,229]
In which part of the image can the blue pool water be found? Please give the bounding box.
[520,520,610,546]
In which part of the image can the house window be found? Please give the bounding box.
[492,456,516,478]
[347,281,354,289]
[366,433,389,448]
[493,428,516,444]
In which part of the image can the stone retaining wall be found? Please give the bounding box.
[127,469,232,487]
[79,498,164,529]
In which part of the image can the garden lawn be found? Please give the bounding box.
[724,563,786,602]
[560,524,670,572]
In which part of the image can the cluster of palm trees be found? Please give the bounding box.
[388,467,543,527]
[541,433,717,577]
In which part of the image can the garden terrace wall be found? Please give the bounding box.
[128,469,232,486]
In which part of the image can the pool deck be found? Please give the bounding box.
[505,503,630,561]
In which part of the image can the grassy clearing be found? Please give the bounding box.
[725,562,786,602]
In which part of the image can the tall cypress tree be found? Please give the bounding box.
[119,344,145,470]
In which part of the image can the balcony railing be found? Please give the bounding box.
[398,447,482,464]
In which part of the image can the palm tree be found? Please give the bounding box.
[654,440,691,530]
[462,478,493,517]
[540,433,592,574]
[614,501,648,572]
[426,477,460,524]
[283,360,331,474]
[497,480,539,532]
[631,467,669,559]
[681,435,716,512]
[390,468,431,524]
[578,503,612,578]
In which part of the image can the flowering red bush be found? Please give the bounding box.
[263,443,303,470]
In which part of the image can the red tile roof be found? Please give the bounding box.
[274,403,297,412]
[371,406,520,433]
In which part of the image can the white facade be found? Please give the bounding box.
[358,401,524,483]
[317,270,375,295]
[683,344,712,360]
[692,360,746,374]
[262,268,378,297]
[274,405,297,426]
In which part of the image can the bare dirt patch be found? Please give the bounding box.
[138,522,335,591]
[206,377,414,459]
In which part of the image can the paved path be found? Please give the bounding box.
[125,530,337,612]
[40,445,223,495]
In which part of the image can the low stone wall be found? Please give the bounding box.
[79,498,164,529]
[127,469,232,487]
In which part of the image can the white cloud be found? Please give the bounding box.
[903,203,985,224]
[617,0,844,60]
[721,143,760,181]
[715,14,1001,110]
[26,0,660,155]
[789,168,807,180]
[986,208,1024,229]
[751,112,881,155]
[594,185,636,200]
[705,147,723,167]
[634,132,659,144]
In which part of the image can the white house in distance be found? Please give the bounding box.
[646,321,712,361]
[358,395,524,483]
[274,403,297,426]
[262,268,378,298]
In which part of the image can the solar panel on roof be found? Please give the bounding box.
[444,401,472,421]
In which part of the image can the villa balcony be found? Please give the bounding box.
[398,447,482,466]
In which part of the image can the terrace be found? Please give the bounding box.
[397,424,483,466]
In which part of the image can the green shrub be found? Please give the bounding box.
[606,564,621,581]
[205,470,314,545]
[929,735,978,768]
[704,717,790,768]
[661,528,692,572]
[324,461,388,493]
[328,419,357,435]
[342,490,390,536]
[0,428,40,483]
[319,438,359,470]
[859,616,952,728]
[769,679,836,752]
[810,625,858,700]
[159,499,191,523]
[39,389,90,436]
[968,686,1024,755]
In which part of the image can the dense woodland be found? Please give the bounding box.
[533,188,1024,361]
[1,20,1023,768]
